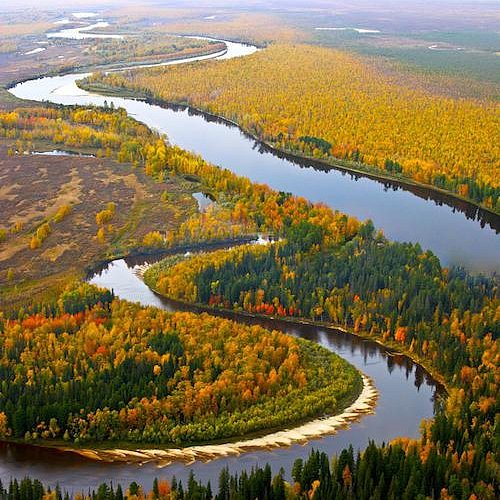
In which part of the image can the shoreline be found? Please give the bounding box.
[0,239,447,465]
[84,234,259,280]
[78,80,499,227]
[3,44,229,95]
[6,33,498,228]
[57,374,377,465]
[139,259,449,393]
[0,34,450,468]
[152,100,500,225]
[137,251,448,394]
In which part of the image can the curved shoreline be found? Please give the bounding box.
[84,235,258,281]
[137,254,447,392]
[0,34,449,474]
[0,245,446,467]
[0,268,375,466]
[3,44,229,94]
[58,374,377,465]
[151,101,500,228]
[79,81,499,230]
[142,278,448,395]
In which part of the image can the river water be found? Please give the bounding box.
[1,29,497,490]
[0,254,441,491]
[9,63,499,274]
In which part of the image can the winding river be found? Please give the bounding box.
[2,29,497,490]
[9,40,499,274]
[0,254,442,490]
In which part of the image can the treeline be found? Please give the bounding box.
[146,222,497,376]
[84,35,224,67]
[0,106,169,174]
[1,63,497,496]
[0,283,360,444]
[4,440,498,499]
[144,211,498,495]
[88,44,500,211]
[0,104,365,252]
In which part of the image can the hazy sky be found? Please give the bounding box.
[1,0,498,25]
[2,0,499,7]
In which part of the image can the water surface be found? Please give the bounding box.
[9,69,498,273]
[1,32,496,490]
[0,256,441,490]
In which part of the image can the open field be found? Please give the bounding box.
[0,142,196,310]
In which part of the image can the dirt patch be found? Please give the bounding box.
[0,141,195,309]
[0,182,19,202]
[41,242,75,262]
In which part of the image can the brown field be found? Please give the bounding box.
[0,45,89,90]
[0,18,218,310]
[0,142,197,310]
[0,22,52,37]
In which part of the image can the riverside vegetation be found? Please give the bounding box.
[84,44,500,212]
[0,106,200,310]
[1,440,498,499]
[0,96,498,496]
[143,230,498,498]
[0,283,361,444]
[0,103,367,446]
[0,33,498,499]
[141,150,498,496]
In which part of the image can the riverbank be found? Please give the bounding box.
[0,249,443,484]
[77,79,500,224]
[41,374,375,465]
[0,280,371,465]
[142,270,449,395]
[85,234,259,280]
[1,44,228,107]
[0,374,372,466]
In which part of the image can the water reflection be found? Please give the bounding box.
[178,103,499,233]
[2,31,493,489]
[9,64,500,273]
[0,257,442,490]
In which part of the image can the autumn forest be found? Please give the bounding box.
[0,0,498,499]
[86,44,499,212]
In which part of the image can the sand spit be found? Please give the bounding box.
[24,47,46,55]
[63,374,377,465]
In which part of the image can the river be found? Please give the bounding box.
[0,254,441,491]
[1,29,497,490]
[9,59,499,274]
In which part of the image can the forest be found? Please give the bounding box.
[0,92,497,498]
[0,283,361,444]
[81,36,225,69]
[144,196,498,496]
[85,44,500,211]
[0,4,498,496]
[1,440,497,499]
[0,106,163,169]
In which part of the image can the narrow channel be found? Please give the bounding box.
[0,255,441,491]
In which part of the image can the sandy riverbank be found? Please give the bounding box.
[63,374,377,465]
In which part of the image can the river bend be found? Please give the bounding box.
[1,32,495,489]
